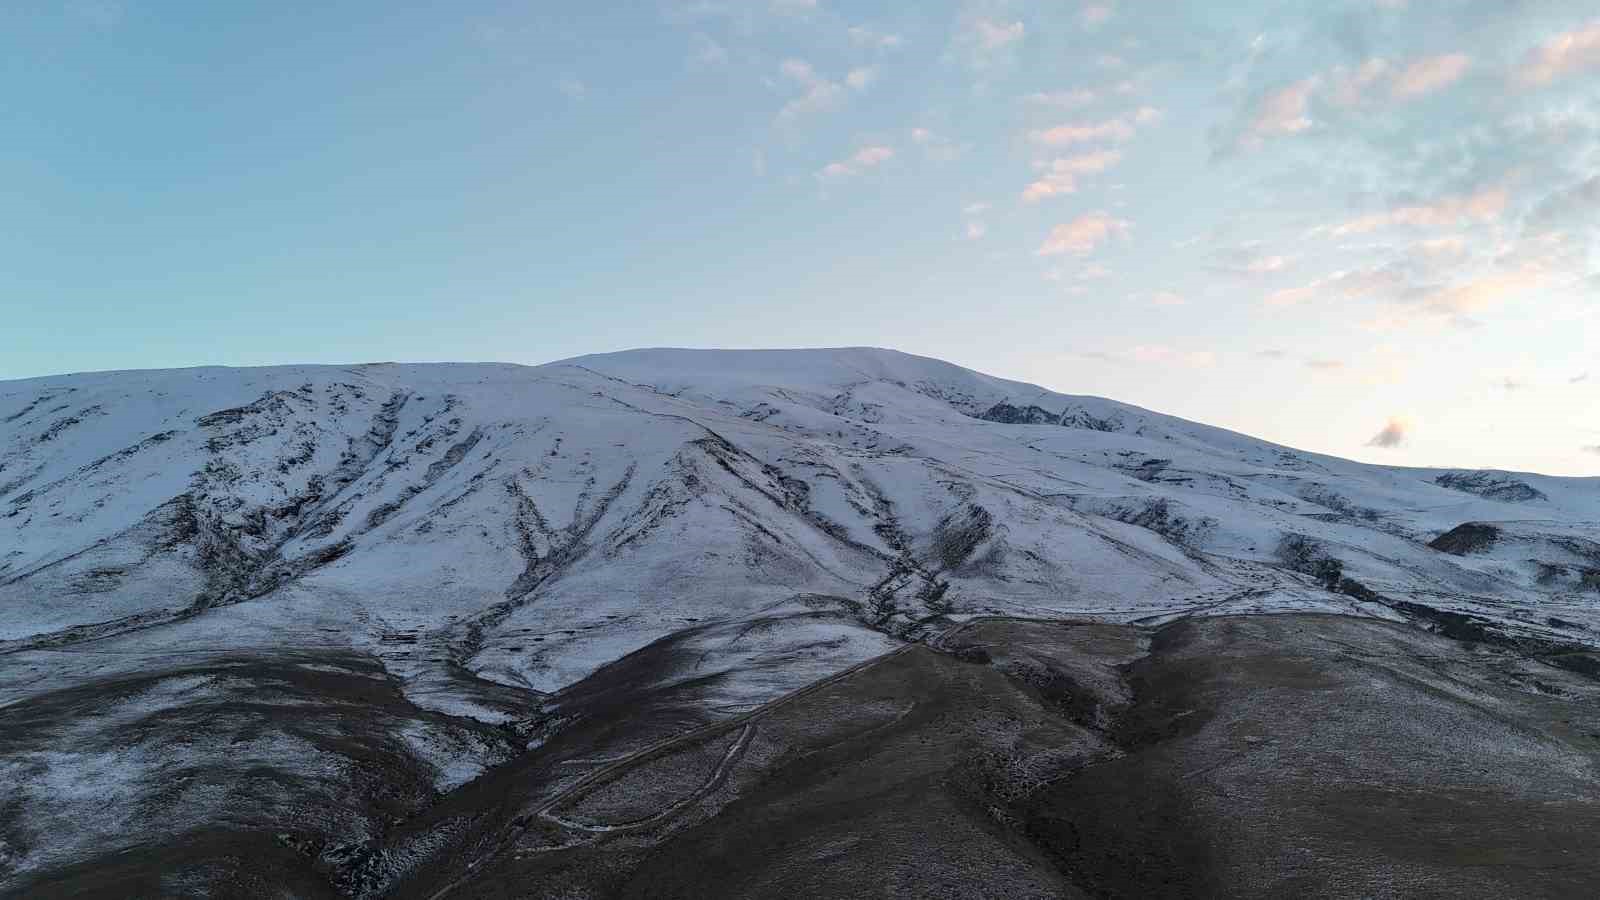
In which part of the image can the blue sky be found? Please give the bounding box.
[3,1,1597,474]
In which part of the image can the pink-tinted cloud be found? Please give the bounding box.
[1037,212,1131,255]
[1516,21,1600,86]
[1082,5,1113,26]
[1328,59,1391,107]
[1246,78,1318,140]
[1414,236,1468,258]
[1414,264,1547,318]
[845,66,877,90]
[1331,186,1508,236]
[1265,266,1407,306]
[1245,255,1290,274]
[1021,150,1123,202]
[1025,89,1098,109]
[1390,54,1471,99]
[848,26,904,50]
[974,19,1025,50]
[1366,417,1409,448]
[777,59,843,121]
[1030,117,1136,146]
[817,145,894,178]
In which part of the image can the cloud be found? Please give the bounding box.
[1328,59,1392,107]
[1037,212,1131,256]
[963,202,990,216]
[848,26,904,50]
[1210,245,1294,277]
[1030,118,1136,146]
[974,19,1025,50]
[1526,175,1600,233]
[1025,89,1098,109]
[1028,103,1160,149]
[1021,150,1123,202]
[778,59,844,121]
[966,221,987,240]
[1582,445,1600,456]
[1151,291,1186,306]
[690,34,728,65]
[68,0,122,28]
[1266,285,1317,306]
[1571,372,1590,384]
[1516,21,1600,87]
[1331,186,1508,236]
[910,127,966,161]
[556,75,586,99]
[1414,236,1467,258]
[1246,78,1318,141]
[845,66,877,90]
[1409,264,1547,319]
[1082,5,1113,27]
[1266,265,1407,306]
[1390,54,1472,100]
[1250,52,1469,140]
[1366,417,1409,448]
[817,145,894,178]
[1127,345,1218,368]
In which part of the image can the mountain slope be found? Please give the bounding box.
[2,347,1597,894]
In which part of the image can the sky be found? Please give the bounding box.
[3,1,1597,475]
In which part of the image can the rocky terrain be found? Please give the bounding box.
[2,347,1597,897]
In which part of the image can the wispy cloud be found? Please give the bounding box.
[556,75,586,99]
[1025,89,1098,109]
[68,0,122,28]
[1390,54,1472,99]
[848,26,904,51]
[1021,150,1123,202]
[1516,21,1600,87]
[1582,445,1600,456]
[1037,212,1131,256]
[846,66,878,90]
[691,33,728,65]
[1028,105,1161,148]
[1330,186,1508,236]
[818,145,894,179]
[777,59,843,122]
[1245,78,1318,142]
[1266,265,1407,306]
[1127,345,1217,368]
[974,19,1025,51]
[911,127,966,161]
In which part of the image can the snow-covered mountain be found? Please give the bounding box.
[2,347,1598,892]
[4,347,1598,703]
